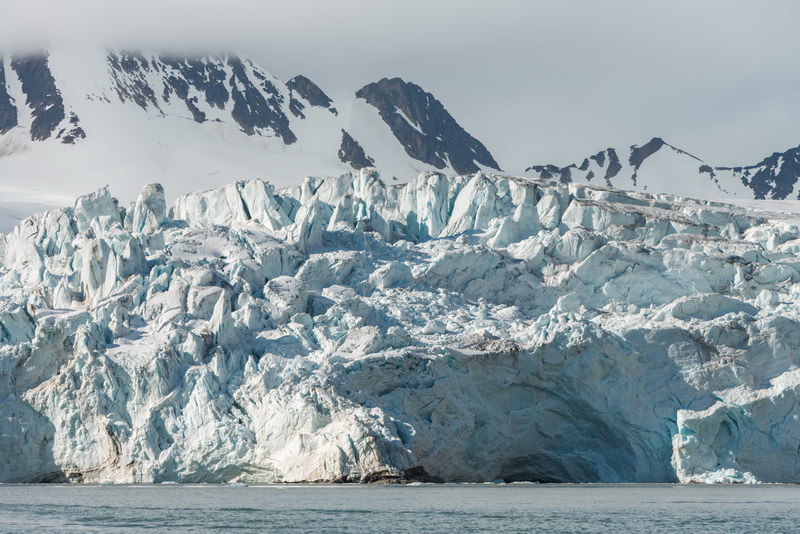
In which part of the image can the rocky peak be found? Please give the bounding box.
[286,74,337,118]
[0,49,509,195]
[356,77,500,175]
[628,137,666,168]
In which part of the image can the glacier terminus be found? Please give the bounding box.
[1,170,800,484]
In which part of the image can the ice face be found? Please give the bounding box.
[2,171,800,483]
[126,183,166,233]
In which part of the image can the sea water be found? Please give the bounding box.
[1,483,798,533]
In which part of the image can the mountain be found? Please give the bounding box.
[4,49,800,216]
[524,137,800,201]
[355,78,500,174]
[0,49,500,207]
[1,171,800,484]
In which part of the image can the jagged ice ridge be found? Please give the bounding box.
[2,171,800,484]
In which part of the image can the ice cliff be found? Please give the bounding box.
[2,170,800,484]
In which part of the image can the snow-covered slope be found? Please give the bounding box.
[0,49,499,209]
[525,137,800,201]
[4,48,800,217]
[1,170,800,484]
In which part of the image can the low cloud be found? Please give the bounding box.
[2,0,799,169]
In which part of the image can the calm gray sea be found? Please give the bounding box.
[0,483,798,533]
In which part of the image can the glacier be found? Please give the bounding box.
[2,170,800,484]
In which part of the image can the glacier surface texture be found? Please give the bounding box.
[1,171,800,484]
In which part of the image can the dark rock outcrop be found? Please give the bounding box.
[229,57,296,144]
[629,138,669,185]
[59,113,86,145]
[159,54,230,113]
[356,77,500,175]
[603,148,623,183]
[629,137,666,169]
[108,51,230,122]
[338,129,375,169]
[628,138,708,187]
[108,51,161,110]
[287,75,337,118]
[526,147,623,186]
[526,164,573,183]
[718,146,800,200]
[10,52,77,142]
[527,140,708,189]
[0,59,18,135]
[108,52,297,144]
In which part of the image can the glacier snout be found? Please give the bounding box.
[1,171,800,484]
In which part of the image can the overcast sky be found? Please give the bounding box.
[3,0,800,170]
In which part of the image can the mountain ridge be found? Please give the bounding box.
[2,48,800,214]
[0,49,500,207]
[525,136,800,200]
